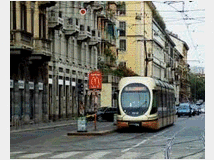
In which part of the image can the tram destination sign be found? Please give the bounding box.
[88,71,102,90]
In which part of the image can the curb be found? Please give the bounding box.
[67,129,117,136]
[10,123,76,133]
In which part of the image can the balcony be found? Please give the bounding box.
[10,30,33,53]
[89,30,101,46]
[48,11,64,29]
[102,75,120,83]
[38,1,56,8]
[91,2,103,11]
[77,25,92,41]
[33,38,52,57]
[64,18,80,36]
[97,10,106,18]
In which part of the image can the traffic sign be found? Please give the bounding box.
[88,71,102,90]
[80,9,86,15]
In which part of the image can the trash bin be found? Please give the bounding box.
[77,116,87,132]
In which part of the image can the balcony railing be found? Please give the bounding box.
[77,25,92,41]
[91,1,103,11]
[48,11,64,29]
[33,38,51,56]
[10,30,33,51]
[102,75,120,83]
[89,30,101,46]
[64,18,80,36]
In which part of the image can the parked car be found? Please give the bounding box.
[177,103,192,117]
[97,107,118,122]
[191,104,200,116]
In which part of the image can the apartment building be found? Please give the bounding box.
[10,1,56,124]
[117,1,175,83]
[169,33,191,102]
[97,1,120,108]
[47,1,103,120]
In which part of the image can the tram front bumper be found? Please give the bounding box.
[117,120,159,130]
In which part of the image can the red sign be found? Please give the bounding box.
[80,9,86,15]
[89,71,102,90]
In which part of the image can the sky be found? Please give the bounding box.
[153,0,205,70]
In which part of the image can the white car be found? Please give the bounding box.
[201,107,205,113]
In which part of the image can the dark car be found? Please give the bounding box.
[97,107,118,122]
[177,103,192,117]
[192,104,200,115]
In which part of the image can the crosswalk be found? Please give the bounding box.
[11,150,146,159]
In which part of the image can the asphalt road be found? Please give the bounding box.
[10,114,205,159]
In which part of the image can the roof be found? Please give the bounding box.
[168,33,189,50]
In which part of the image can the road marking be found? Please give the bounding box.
[83,151,111,159]
[50,151,81,159]
[116,152,141,159]
[10,151,25,155]
[18,152,50,159]
[150,150,164,159]
[121,129,169,153]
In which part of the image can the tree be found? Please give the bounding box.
[189,73,205,102]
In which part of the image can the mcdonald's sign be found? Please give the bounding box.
[88,71,102,90]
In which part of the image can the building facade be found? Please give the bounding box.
[47,1,103,120]
[117,1,176,82]
[10,1,56,124]
[169,33,191,102]
[97,2,120,108]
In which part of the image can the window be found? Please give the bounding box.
[39,13,46,39]
[120,40,126,50]
[151,90,158,114]
[21,2,27,31]
[68,18,73,25]
[119,21,126,36]
[10,1,16,30]
[121,83,150,117]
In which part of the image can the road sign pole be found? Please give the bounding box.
[94,89,97,130]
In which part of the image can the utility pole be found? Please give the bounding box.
[144,1,148,77]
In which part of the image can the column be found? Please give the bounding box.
[34,1,39,38]
[15,1,21,30]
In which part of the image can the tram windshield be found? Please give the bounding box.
[121,83,150,116]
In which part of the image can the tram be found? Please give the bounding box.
[117,77,176,130]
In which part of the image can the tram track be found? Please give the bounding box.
[165,128,205,159]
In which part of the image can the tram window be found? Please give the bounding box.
[121,83,150,116]
[151,90,158,114]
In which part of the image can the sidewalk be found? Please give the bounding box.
[10,119,76,133]
[10,119,117,136]
[67,121,117,136]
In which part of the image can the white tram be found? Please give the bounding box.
[117,77,176,130]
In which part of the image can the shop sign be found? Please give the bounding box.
[10,80,14,89]
[18,80,25,89]
[88,71,102,90]
[72,81,76,86]
[58,79,63,85]
[38,82,43,90]
[29,82,34,90]
[49,78,53,84]
[65,80,70,86]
